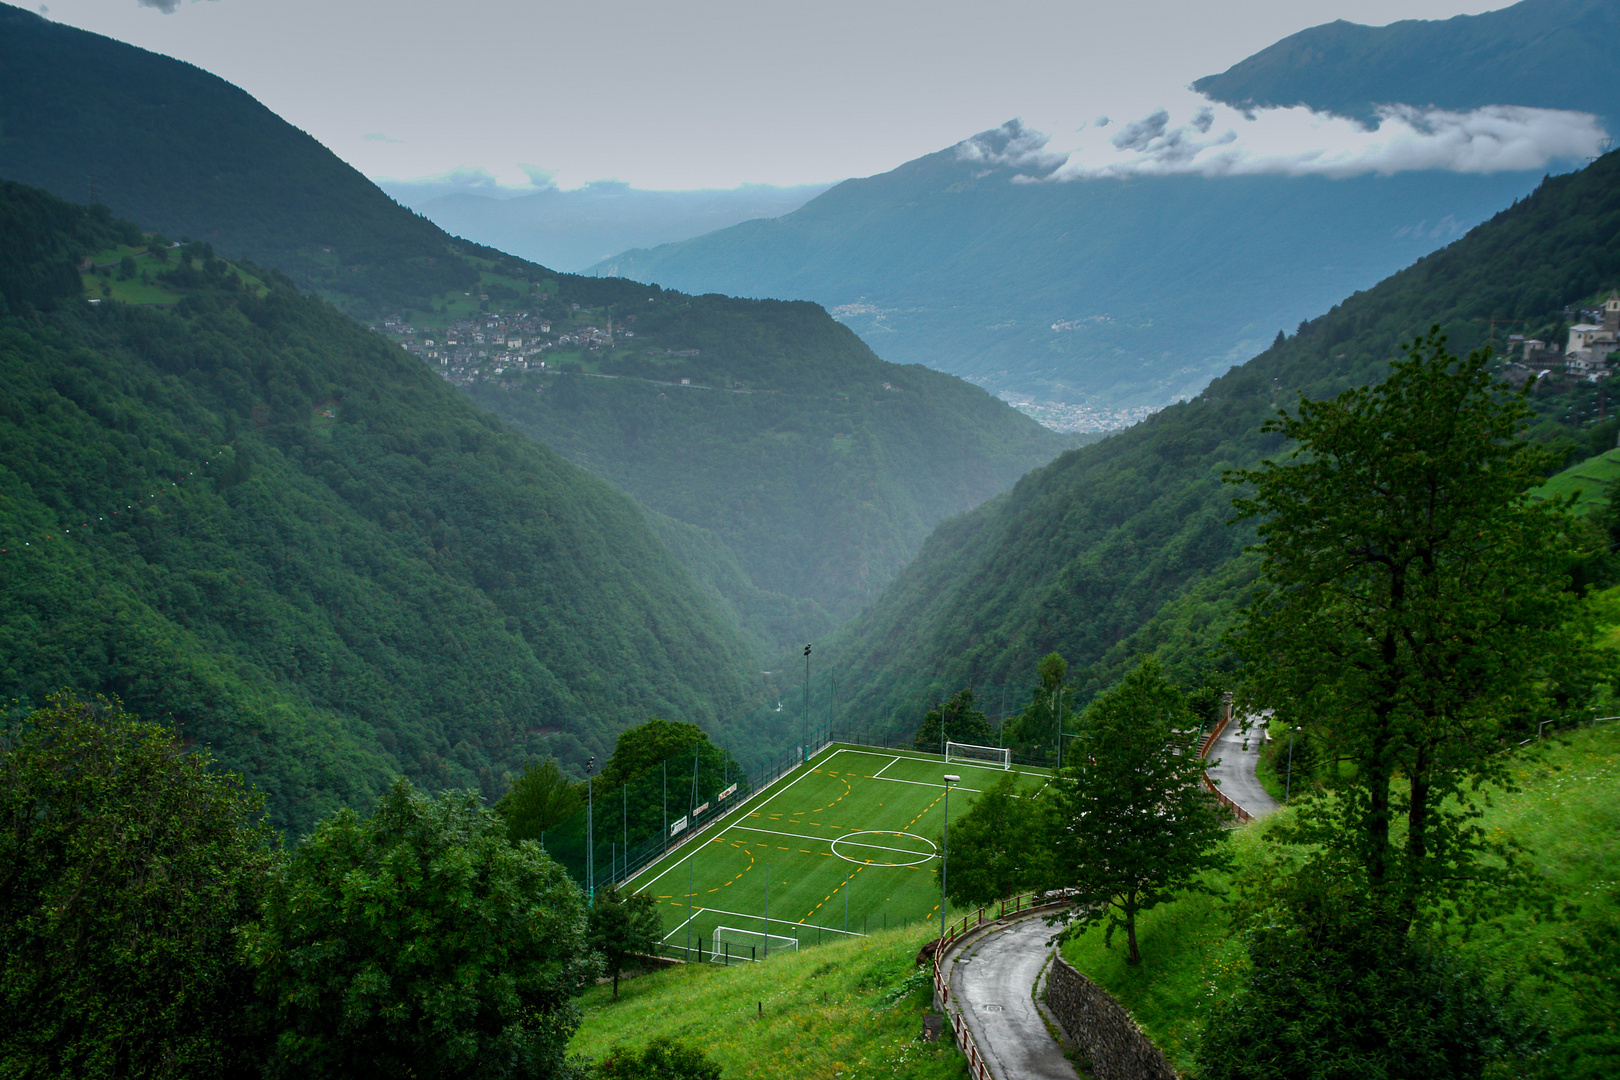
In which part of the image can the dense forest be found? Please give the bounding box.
[466,295,1071,629]
[0,3,1072,643]
[0,178,780,833]
[818,148,1620,728]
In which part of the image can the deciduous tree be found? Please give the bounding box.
[586,884,664,1002]
[1046,658,1229,965]
[244,779,598,1079]
[0,692,276,1079]
[936,770,1052,908]
[1227,330,1605,926]
[497,757,584,842]
[912,687,995,753]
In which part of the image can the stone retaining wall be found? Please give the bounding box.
[1045,955,1177,1080]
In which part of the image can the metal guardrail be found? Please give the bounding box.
[1197,703,1257,824]
[930,889,1078,1080]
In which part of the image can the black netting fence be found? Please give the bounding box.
[540,723,836,894]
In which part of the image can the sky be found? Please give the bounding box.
[36,0,1573,192]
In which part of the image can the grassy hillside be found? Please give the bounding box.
[1194,0,1620,123]
[814,148,1620,733]
[1061,718,1620,1076]
[0,179,776,833]
[570,925,967,1080]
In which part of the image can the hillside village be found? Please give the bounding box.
[372,306,655,389]
[1505,289,1620,385]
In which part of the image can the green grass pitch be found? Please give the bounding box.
[623,745,1052,960]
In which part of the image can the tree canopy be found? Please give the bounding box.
[1228,330,1606,926]
[1047,658,1229,964]
[243,779,597,1079]
[586,885,665,1002]
[936,770,1052,909]
[0,692,275,1079]
[911,688,995,753]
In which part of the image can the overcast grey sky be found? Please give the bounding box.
[41,0,1524,191]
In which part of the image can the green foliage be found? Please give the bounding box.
[497,758,584,843]
[1048,659,1229,965]
[600,718,734,795]
[911,687,994,752]
[597,1036,723,1080]
[0,178,773,833]
[244,779,599,1080]
[466,295,1070,630]
[587,885,665,1002]
[0,691,276,1079]
[1197,869,1548,1080]
[824,147,1620,738]
[936,770,1051,909]
[570,925,970,1080]
[1002,651,1074,755]
[1228,331,1605,925]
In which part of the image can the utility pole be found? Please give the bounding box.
[585,756,596,904]
[940,774,959,943]
[803,643,812,760]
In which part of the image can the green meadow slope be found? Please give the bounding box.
[1061,717,1620,1076]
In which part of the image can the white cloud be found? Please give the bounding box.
[966,91,1608,184]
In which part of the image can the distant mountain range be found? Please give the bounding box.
[587,0,1613,411]
[383,179,832,273]
[1195,0,1620,123]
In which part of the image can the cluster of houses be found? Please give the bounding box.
[1505,290,1620,386]
[372,310,636,388]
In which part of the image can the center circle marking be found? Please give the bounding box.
[830,830,938,867]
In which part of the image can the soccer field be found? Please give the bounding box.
[623,745,1053,961]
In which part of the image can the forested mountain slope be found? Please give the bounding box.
[0,179,771,833]
[820,150,1620,727]
[0,3,1068,635]
[462,298,1071,628]
[1194,0,1620,123]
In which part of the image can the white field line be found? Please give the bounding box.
[836,748,1051,797]
[630,747,861,893]
[678,904,866,937]
[835,747,1050,778]
[732,824,935,858]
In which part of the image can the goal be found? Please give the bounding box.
[711,925,799,963]
[945,741,1012,770]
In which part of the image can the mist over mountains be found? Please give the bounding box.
[381,178,832,273]
[583,0,1612,416]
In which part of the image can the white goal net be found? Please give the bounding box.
[711,925,799,963]
[945,741,1012,770]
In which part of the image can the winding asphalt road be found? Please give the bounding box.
[1203,713,1281,818]
[949,917,1078,1080]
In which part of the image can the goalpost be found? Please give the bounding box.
[945,741,1012,770]
[711,925,799,964]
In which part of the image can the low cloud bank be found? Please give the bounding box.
[960,92,1608,182]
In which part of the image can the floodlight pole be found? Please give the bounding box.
[804,643,813,759]
[586,755,595,904]
[622,784,628,883]
[941,774,960,944]
[765,862,770,959]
